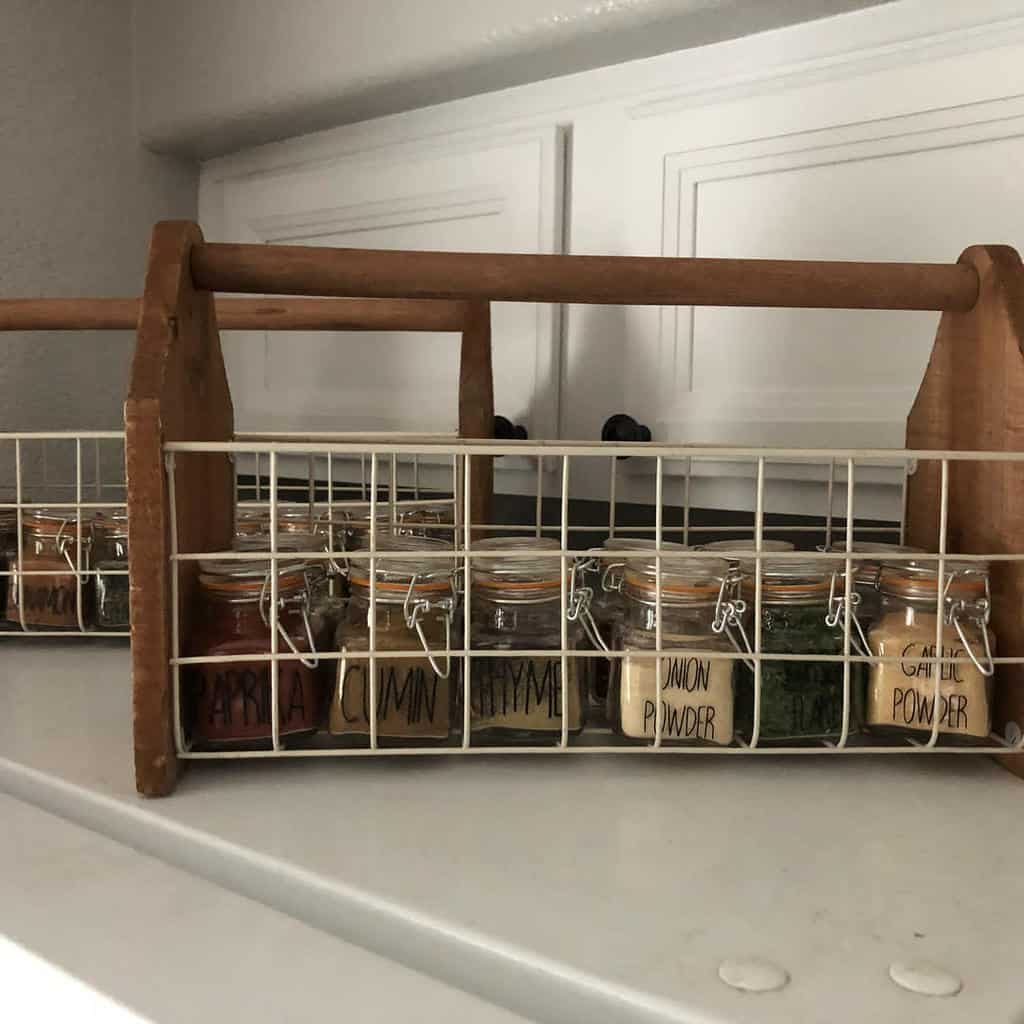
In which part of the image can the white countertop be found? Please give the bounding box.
[0,788,528,1024]
[1,643,1022,1023]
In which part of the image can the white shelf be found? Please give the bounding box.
[1,643,1022,1022]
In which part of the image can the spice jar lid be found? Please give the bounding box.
[738,555,854,603]
[623,553,729,605]
[598,536,687,567]
[199,557,310,598]
[824,541,922,586]
[878,558,988,601]
[699,538,795,554]
[233,531,328,555]
[397,501,454,523]
[277,507,316,532]
[235,507,266,535]
[235,505,316,536]
[338,505,397,534]
[93,508,129,540]
[471,536,563,591]
[348,534,456,594]
[21,508,92,536]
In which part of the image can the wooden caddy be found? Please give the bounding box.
[127,221,1024,795]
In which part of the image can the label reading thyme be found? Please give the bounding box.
[470,656,582,732]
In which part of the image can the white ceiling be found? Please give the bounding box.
[133,0,890,157]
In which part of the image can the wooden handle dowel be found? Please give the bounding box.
[214,297,470,331]
[0,298,140,330]
[191,243,980,312]
[0,297,472,332]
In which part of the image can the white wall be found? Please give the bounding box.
[0,0,197,433]
[134,0,886,158]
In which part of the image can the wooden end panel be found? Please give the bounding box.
[128,221,234,797]
[906,245,1024,778]
[459,301,494,531]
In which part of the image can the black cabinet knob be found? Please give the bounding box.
[494,415,528,441]
[602,414,651,455]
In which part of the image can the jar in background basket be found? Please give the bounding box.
[329,534,456,745]
[866,559,994,743]
[92,510,130,631]
[0,503,17,624]
[234,506,268,538]
[396,500,456,543]
[187,558,321,747]
[734,556,866,744]
[586,537,689,718]
[6,510,94,630]
[610,554,735,745]
[467,537,587,744]
[341,505,396,549]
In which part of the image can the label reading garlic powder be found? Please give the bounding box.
[619,653,734,743]
[867,615,991,738]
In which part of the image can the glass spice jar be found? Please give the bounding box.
[338,505,396,548]
[232,532,339,649]
[6,510,94,630]
[235,507,342,637]
[92,510,130,631]
[467,537,587,744]
[610,554,735,745]
[396,500,456,543]
[0,505,17,626]
[585,537,689,719]
[734,556,866,744]
[866,559,994,744]
[187,558,322,747]
[234,506,269,538]
[823,541,923,629]
[329,534,456,745]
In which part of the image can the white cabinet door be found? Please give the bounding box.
[616,48,1024,453]
[200,126,563,439]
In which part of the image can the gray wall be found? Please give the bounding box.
[134,0,889,157]
[0,0,197,434]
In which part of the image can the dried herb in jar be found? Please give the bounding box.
[734,557,866,744]
[466,537,587,744]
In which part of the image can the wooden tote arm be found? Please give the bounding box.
[0,296,472,331]
[191,243,980,312]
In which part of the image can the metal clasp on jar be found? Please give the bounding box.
[259,570,320,670]
[567,555,611,656]
[944,571,995,677]
[824,569,872,658]
[711,572,755,671]
[42,518,92,633]
[402,574,455,679]
[600,558,626,595]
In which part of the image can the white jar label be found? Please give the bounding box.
[619,651,734,743]
[867,615,991,738]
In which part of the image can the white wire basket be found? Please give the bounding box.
[0,431,128,638]
[162,436,1022,761]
